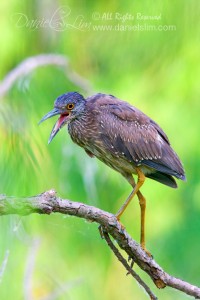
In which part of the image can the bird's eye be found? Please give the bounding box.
[66,103,74,110]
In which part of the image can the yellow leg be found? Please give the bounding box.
[137,191,151,256]
[137,190,146,250]
[116,168,145,220]
[117,170,151,256]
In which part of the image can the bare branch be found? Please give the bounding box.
[0,190,199,299]
[101,228,158,300]
[0,54,92,98]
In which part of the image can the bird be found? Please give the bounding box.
[39,92,186,253]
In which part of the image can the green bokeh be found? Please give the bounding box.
[0,1,200,299]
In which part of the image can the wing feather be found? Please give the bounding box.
[96,99,184,178]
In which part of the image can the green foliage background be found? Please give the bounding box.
[0,1,200,299]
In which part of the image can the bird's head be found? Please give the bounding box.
[39,92,86,144]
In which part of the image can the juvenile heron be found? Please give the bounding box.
[39,92,185,252]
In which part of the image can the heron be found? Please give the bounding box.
[39,92,185,252]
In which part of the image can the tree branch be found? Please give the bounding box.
[0,190,199,299]
[101,229,158,300]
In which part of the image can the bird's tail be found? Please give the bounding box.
[146,172,178,188]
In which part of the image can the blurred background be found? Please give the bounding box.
[0,1,200,299]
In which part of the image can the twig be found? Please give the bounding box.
[0,54,92,98]
[0,190,200,299]
[101,228,158,300]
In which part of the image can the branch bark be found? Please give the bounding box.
[0,190,199,299]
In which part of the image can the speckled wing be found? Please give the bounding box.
[96,98,185,180]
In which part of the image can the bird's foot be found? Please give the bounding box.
[118,221,125,231]
[141,245,152,258]
[115,215,126,231]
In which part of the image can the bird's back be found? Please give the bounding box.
[68,93,185,188]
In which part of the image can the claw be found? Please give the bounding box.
[115,216,125,231]
[142,246,153,258]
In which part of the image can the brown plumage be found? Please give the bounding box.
[39,92,186,253]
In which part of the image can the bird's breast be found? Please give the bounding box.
[68,116,98,147]
[67,116,155,177]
